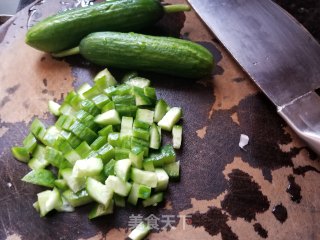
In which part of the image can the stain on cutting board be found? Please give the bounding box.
[0,0,319,239]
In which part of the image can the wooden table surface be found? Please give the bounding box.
[0,0,319,239]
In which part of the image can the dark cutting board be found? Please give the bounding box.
[0,0,319,239]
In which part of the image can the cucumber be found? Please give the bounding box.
[86,177,113,207]
[131,168,157,188]
[158,107,182,131]
[26,0,165,52]
[128,221,151,240]
[22,169,56,188]
[88,201,114,219]
[154,168,169,192]
[72,157,103,178]
[105,176,132,197]
[78,32,214,78]
[142,192,163,207]
[61,168,86,193]
[114,159,132,181]
[62,189,93,207]
[172,125,182,149]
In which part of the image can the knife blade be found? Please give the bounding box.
[188,0,320,154]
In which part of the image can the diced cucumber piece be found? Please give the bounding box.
[124,77,150,88]
[115,148,130,160]
[128,221,151,240]
[158,107,182,131]
[104,159,116,177]
[114,159,132,181]
[138,185,151,199]
[55,196,75,213]
[94,68,117,89]
[133,127,150,141]
[77,83,92,97]
[114,194,126,208]
[62,189,93,207]
[95,109,121,125]
[172,125,182,149]
[163,161,180,181]
[135,109,154,125]
[155,169,169,192]
[154,99,169,123]
[112,95,135,105]
[120,135,132,149]
[90,136,107,151]
[42,126,61,147]
[107,132,121,147]
[75,141,92,158]
[129,147,144,169]
[98,125,113,137]
[149,123,161,149]
[33,201,40,213]
[98,143,115,163]
[134,87,152,106]
[28,145,49,170]
[143,145,175,167]
[160,144,176,164]
[22,133,37,153]
[144,87,157,100]
[72,157,103,178]
[59,103,76,116]
[142,192,164,207]
[48,100,61,116]
[127,183,151,204]
[127,183,139,206]
[70,121,98,144]
[64,149,81,165]
[22,169,56,188]
[54,179,68,190]
[131,168,157,188]
[61,168,86,193]
[45,146,63,168]
[120,116,133,137]
[86,177,113,207]
[88,200,114,219]
[37,189,61,217]
[143,161,155,172]
[133,120,150,130]
[30,118,46,141]
[101,101,115,112]
[91,94,110,109]
[11,146,30,162]
[105,176,132,197]
[83,86,102,99]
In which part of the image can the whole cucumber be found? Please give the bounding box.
[78,32,214,78]
[26,0,165,52]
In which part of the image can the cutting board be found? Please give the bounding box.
[0,0,319,239]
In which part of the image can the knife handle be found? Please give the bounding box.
[278,91,320,155]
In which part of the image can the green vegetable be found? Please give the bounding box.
[22,169,56,188]
[11,146,30,162]
[128,221,151,240]
[12,69,184,219]
[26,0,190,52]
[172,125,182,149]
[55,32,214,78]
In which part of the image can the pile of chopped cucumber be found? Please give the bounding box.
[11,69,182,228]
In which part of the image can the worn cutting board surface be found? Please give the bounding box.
[0,0,319,239]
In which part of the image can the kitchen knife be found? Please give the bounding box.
[188,0,320,154]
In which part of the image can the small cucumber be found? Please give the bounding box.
[26,0,190,53]
[77,32,214,78]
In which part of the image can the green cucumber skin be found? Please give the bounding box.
[79,32,214,79]
[26,0,164,52]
